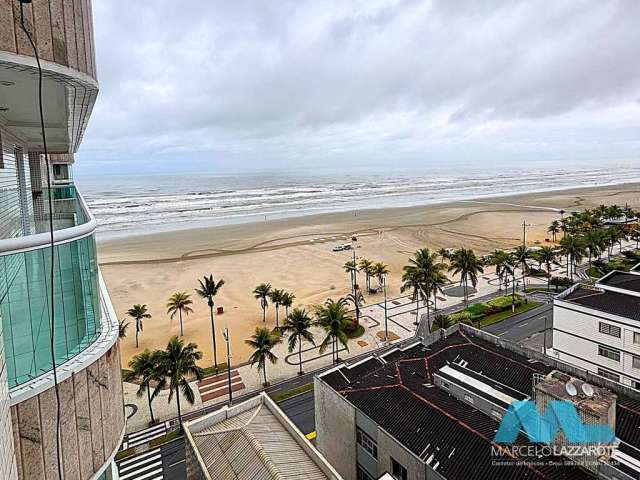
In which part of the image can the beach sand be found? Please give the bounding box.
[99,183,640,368]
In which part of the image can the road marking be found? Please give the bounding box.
[118,449,162,467]
[120,455,161,473]
[305,431,316,440]
[169,459,186,468]
[519,322,529,327]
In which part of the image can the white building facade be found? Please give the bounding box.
[551,270,640,389]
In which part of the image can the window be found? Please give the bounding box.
[356,428,378,459]
[357,465,375,480]
[599,322,621,338]
[634,332,640,345]
[391,458,407,480]
[598,368,620,382]
[598,345,620,362]
[633,357,640,370]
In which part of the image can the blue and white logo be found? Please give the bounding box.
[494,400,616,445]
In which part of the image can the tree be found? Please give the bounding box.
[438,248,451,263]
[281,291,295,319]
[489,250,512,291]
[583,230,605,265]
[537,246,557,289]
[432,314,452,332]
[343,260,357,294]
[245,327,281,386]
[127,304,151,348]
[253,283,272,322]
[559,235,586,278]
[401,265,424,326]
[118,319,130,339]
[281,308,315,375]
[345,290,365,326]
[429,270,449,312]
[195,274,225,373]
[166,292,194,337]
[448,248,484,306]
[372,261,389,289]
[405,248,447,329]
[512,245,530,285]
[154,337,203,430]
[269,288,286,329]
[547,221,560,242]
[358,258,374,291]
[631,229,640,250]
[124,349,163,425]
[315,299,352,364]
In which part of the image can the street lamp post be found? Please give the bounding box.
[223,328,233,405]
[351,235,358,295]
[383,275,388,344]
[542,316,549,352]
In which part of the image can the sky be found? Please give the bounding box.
[75,0,640,175]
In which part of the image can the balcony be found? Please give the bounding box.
[0,185,107,390]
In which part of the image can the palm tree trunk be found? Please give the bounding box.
[415,294,420,325]
[176,387,183,430]
[135,323,139,348]
[275,306,279,329]
[262,302,266,322]
[263,364,268,386]
[147,388,155,424]
[298,335,303,375]
[179,310,184,336]
[210,304,218,373]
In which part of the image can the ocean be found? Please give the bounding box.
[76,163,640,239]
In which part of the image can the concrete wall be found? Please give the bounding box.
[0,0,97,80]
[315,376,357,480]
[10,340,124,480]
[376,428,424,480]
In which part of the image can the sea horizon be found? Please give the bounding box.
[76,161,640,241]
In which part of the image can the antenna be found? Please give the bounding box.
[565,382,578,397]
[582,383,594,397]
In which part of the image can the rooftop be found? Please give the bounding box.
[183,393,341,480]
[320,328,640,479]
[562,285,640,321]
[597,271,640,295]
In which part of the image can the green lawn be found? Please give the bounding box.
[272,383,314,403]
[478,301,541,327]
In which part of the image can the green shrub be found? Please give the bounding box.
[466,303,488,316]
[450,311,472,323]
[487,295,521,309]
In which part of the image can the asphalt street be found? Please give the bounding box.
[484,303,552,342]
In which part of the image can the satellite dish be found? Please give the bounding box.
[582,383,594,397]
[565,382,578,397]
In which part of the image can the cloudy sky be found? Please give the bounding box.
[75,0,640,175]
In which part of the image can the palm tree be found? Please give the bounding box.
[560,218,570,239]
[583,230,605,266]
[358,258,374,291]
[537,246,557,289]
[438,247,451,263]
[153,337,203,430]
[432,314,452,332]
[118,319,130,339]
[127,304,151,348]
[547,220,560,242]
[406,248,446,328]
[401,265,424,326]
[512,245,530,285]
[631,229,640,250]
[245,327,281,386]
[343,260,357,294]
[281,291,295,319]
[490,249,512,292]
[269,288,286,329]
[253,283,272,322]
[195,274,225,373]
[345,290,365,326]
[315,299,352,364]
[372,261,389,289]
[559,235,586,278]
[166,292,194,337]
[448,248,484,306]
[429,270,449,312]
[281,308,315,375]
[124,349,162,425]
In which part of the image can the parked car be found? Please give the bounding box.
[332,245,345,252]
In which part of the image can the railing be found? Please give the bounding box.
[0,185,102,389]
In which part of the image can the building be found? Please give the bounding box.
[551,269,640,389]
[315,324,640,480]
[0,1,125,479]
[183,392,343,480]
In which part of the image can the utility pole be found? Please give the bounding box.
[351,235,358,295]
[223,328,233,405]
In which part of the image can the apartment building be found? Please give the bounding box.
[315,324,640,480]
[551,269,640,389]
[0,1,125,479]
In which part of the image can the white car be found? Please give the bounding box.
[332,245,345,252]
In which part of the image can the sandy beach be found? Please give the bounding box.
[99,183,640,368]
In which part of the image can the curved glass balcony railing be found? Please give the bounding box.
[0,185,101,388]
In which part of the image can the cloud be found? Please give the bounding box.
[75,0,640,173]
